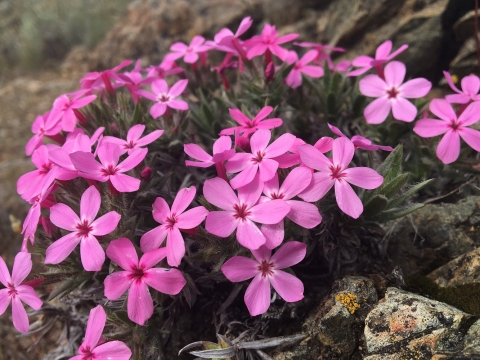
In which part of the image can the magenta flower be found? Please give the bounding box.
[140,186,208,266]
[294,41,345,68]
[104,238,186,325]
[298,137,384,219]
[204,175,290,250]
[146,57,184,78]
[184,136,235,168]
[284,50,324,88]
[50,90,97,132]
[359,61,431,124]
[261,168,322,249]
[70,143,147,193]
[220,107,283,137]
[103,124,164,155]
[80,60,132,94]
[208,16,252,62]
[225,129,296,189]
[328,124,393,151]
[138,79,189,118]
[348,40,408,77]
[167,36,210,64]
[413,99,480,164]
[245,24,299,61]
[45,185,121,271]
[26,111,63,156]
[221,241,306,316]
[117,69,155,104]
[0,252,42,333]
[443,71,480,104]
[70,305,131,360]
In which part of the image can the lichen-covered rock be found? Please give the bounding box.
[427,247,480,287]
[463,319,480,356]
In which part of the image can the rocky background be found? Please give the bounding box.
[1,0,480,358]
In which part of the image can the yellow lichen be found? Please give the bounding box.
[336,293,361,314]
[451,74,459,84]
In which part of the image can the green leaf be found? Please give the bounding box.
[387,179,434,209]
[377,145,403,179]
[131,102,143,125]
[380,173,410,199]
[326,92,336,115]
[323,61,331,90]
[331,72,341,94]
[363,195,389,218]
[375,203,424,221]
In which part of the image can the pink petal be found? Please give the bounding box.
[343,167,383,190]
[110,173,140,192]
[152,197,170,224]
[335,181,363,218]
[71,95,96,108]
[221,256,259,282]
[247,43,268,59]
[49,203,79,231]
[16,285,42,310]
[98,143,121,167]
[429,99,456,122]
[386,44,408,60]
[190,35,205,47]
[255,118,283,130]
[0,257,11,287]
[399,78,431,98]
[90,211,121,236]
[135,130,164,147]
[391,97,417,122]
[45,232,81,265]
[359,75,387,97]
[140,225,168,252]
[117,148,147,172]
[244,274,270,316]
[458,101,480,126]
[171,186,196,215]
[184,144,212,162]
[12,296,29,333]
[352,55,373,67]
[236,219,266,250]
[176,206,208,229]
[106,238,139,270]
[253,107,273,123]
[127,281,153,325]
[461,74,480,95]
[80,235,105,271]
[126,124,145,143]
[313,136,334,153]
[225,153,251,173]
[213,136,233,155]
[229,108,251,126]
[250,129,271,154]
[184,52,199,63]
[139,248,167,269]
[332,137,355,168]
[375,40,392,59]
[11,253,32,285]
[301,65,324,78]
[0,289,10,315]
[69,152,104,178]
[364,97,391,124]
[459,127,480,152]
[150,103,168,118]
[25,135,43,156]
[413,119,450,137]
[297,144,331,171]
[104,271,132,300]
[230,164,258,189]
[264,133,296,158]
[236,16,252,37]
[205,211,237,237]
[280,167,313,199]
[93,341,132,360]
[258,159,278,182]
[80,186,101,224]
[166,227,185,267]
[271,241,306,269]
[298,171,335,202]
[168,79,188,97]
[151,79,169,94]
[144,268,186,294]
[83,305,106,349]
[261,221,284,249]
[263,173,280,198]
[237,173,263,205]
[437,130,460,164]
[384,61,405,87]
[137,89,157,101]
[168,99,189,110]
[286,200,322,228]
[249,199,290,224]
[270,270,304,302]
[299,49,318,65]
[443,71,462,94]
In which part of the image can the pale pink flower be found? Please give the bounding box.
[298,137,384,218]
[184,136,235,167]
[443,71,480,104]
[225,129,296,189]
[221,241,306,316]
[26,111,63,156]
[328,124,393,151]
[167,36,210,64]
[348,40,408,77]
[70,143,147,193]
[138,79,189,118]
[413,99,480,164]
[284,50,324,88]
[0,252,42,333]
[80,60,132,93]
[220,106,283,137]
[45,186,121,271]
[204,175,290,250]
[117,69,154,104]
[103,124,163,155]
[359,61,431,124]
[70,305,131,360]
[260,168,321,249]
[294,41,345,68]
[104,238,186,325]
[50,90,97,132]
[245,24,299,61]
[140,186,208,267]
[146,57,183,78]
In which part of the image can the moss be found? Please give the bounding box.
[336,293,361,314]
[406,275,480,315]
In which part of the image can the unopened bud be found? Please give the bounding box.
[141,167,153,180]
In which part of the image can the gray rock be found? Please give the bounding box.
[427,247,480,287]
[464,319,480,356]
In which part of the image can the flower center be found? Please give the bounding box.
[450,120,460,131]
[386,87,400,99]
[7,283,17,298]
[130,266,145,282]
[257,260,275,278]
[40,162,53,175]
[251,151,265,164]
[101,165,118,176]
[329,165,346,180]
[158,93,171,103]
[233,203,251,220]
[165,215,177,229]
[79,345,95,360]
[76,220,93,237]
[271,192,285,200]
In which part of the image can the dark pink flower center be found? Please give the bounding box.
[165,215,178,230]
[79,345,95,359]
[330,165,346,180]
[271,192,285,200]
[251,151,265,164]
[450,120,460,131]
[76,220,93,237]
[130,266,145,282]
[7,283,17,298]
[40,162,53,175]
[233,203,251,220]
[158,93,171,103]
[386,87,400,99]
[258,260,275,278]
[246,121,256,128]
[101,165,118,176]
[126,140,136,149]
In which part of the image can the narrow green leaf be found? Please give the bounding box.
[326,92,336,115]
[323,61,331,90]
[387,179,434,209]
[363,195,389,218]
[375,203,424,221]
[377,145,403,179]
[380,173,410,199]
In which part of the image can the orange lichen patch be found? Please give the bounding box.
[336,293,361,314]
[390,311,417,333]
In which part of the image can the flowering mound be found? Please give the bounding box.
[4,16,479,359]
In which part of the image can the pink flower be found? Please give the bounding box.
[348,40,408,77]
[294,41,345,68]
[117,70,154,104]
[261,168,322,249]
[208,16,252,61]
[443,71,480,104]
[146,57,183,78]
[184,136,235,167]
[221,241,306,316]
[103,124,164,155]
[298,137,384,218]
[204,175,290,250]
[359,61,431,124]
[70,143,147,193]
[328,124,393,151]
[220,106,283,137]
[104,238,186,325]
[50,90,97,132]
[413,99,480,164]
[225,129,296,189]
[0,252,42,333]
[80,60,132,93]
[26,111,63,156]
[70,305,131,360]
[284,50,324,88]
[45,186,121,271]
[138,79,189,118]
[245,24,299,61]
[167,36,210,64]
[140,186,208,266]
